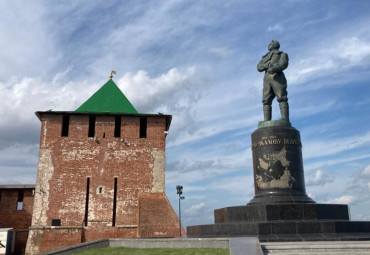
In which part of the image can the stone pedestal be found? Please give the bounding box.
[187,124,370,241]
[248,126,314,204]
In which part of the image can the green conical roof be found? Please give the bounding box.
[75,79,138,114]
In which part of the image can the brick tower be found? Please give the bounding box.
[26,79,182,254]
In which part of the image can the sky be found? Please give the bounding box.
[1,0,370,228]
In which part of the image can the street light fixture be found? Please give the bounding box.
[176,185,185,237]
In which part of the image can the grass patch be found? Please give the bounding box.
[72,247,229,255]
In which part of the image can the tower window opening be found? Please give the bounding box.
[84,178,90,226]
[51,219,61,226]
[61,115,70,137]
[17,190,24,210]
[112,178,117,227]
[114,116,121,138]
[98,187,103,194]
[140,117,147,138]
[88,116,96,137]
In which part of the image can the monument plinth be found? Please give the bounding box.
[187,41,370,241]
[187,123,364,241]
[248,125,314,204]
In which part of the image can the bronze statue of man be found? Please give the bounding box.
[257,40,289,121]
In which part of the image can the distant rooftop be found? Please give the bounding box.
[75,79,138,114]
[0,184,35,189]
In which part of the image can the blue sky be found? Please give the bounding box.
[1,0,370,228]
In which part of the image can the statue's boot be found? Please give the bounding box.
[263,105,272,121]
[279,102,289,121]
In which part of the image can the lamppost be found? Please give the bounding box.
[176,185,185,237]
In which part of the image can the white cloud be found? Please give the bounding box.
[307,193,315,200]
[303,131,370,159]
[166,157,249,185]
[0,74,99,150]
[326,195,357,205]
[0,75,95,121]
[0,144,38,165]
[306,169,334,186]
[209,176,255,199]
[305,154,370,172]
[0,166,36,185]
[185,202,206,216]
[294,100,336,118]
[267,24,283,32]
[336,37,370,64]
[209,47,231,58]
[353,213,370,221]
[177,185,208,193]
[0,2,60,80]
[288,36,370,86]
[362,164,370,176]
[117,67,205,141]
[119,67,200,112]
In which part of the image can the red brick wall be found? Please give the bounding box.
[39,229,81,253]
[84,224,137,241]
[0,189,34,255]
[27,228,82,254]
[139,193,185,237]
[0,189,34,229]
[27,113,179,254]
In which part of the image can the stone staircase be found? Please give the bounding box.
[261,241,370,254]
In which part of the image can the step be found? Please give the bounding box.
[261,241,370,255]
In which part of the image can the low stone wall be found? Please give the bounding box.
[26,227,83,255]
[109,238,229,249]
[39,239,109,255]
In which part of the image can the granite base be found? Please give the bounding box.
[187,221,370,238]
[214,204,349,223]
[186,203,370,241]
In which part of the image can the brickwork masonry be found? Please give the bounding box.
[26,114,180,254]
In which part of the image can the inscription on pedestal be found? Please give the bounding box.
[252,138,301,147]
[253,136,301,189]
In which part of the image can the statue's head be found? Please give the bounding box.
[268,40,280,51]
